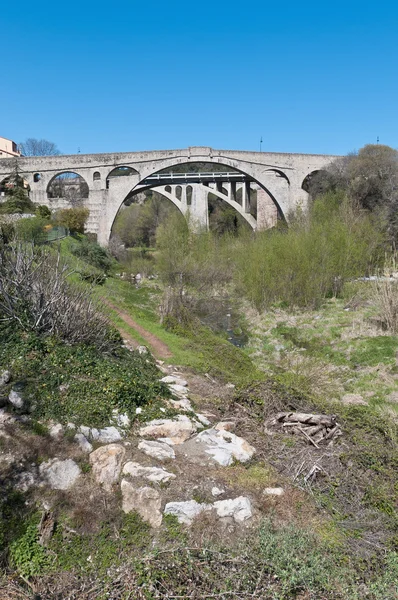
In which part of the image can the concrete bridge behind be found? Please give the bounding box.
[0,146,338,245]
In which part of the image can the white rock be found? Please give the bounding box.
[0,409,15,426]
[74,433,93,453]
[263,487,284,496]
[8,389,24,409]
[196,414,211,426]
[122,461,176,483]
[89,444,125,491]
[194,428,255,466]
[161,376,188,387]
[169,384,189,395]
[121,480,162,527]
[138,440,176,461]
[39,459,81,490]
[79,425,91,438]
[211,486,225,497]
[49,423,64,440]
[96,426,123,443]
[164,500,212,525]
[137,346,148,355]
[136,407,143,414]
[112,410,130,428]
[167,398,193,411]
[0,370,11,386]
[139,416,196,445]
[213,496,252,522]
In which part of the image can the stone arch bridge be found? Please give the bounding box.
[0,147,337,246]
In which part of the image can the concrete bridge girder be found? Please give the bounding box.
[0,147,338,245]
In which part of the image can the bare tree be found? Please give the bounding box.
[0,242,115,349]
[19,138,61,156]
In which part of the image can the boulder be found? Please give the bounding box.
[193,428,255,466]
[95,426,123,444]
[74,433,93,453]
[195,413,211,427]
[167,398,193,412]
[169,384,189,396]
[0,370,11,386]
[214,421,235,432]
[39,458,81,490]
[139,415,196,445]
[160,376,188,387]
[89,444,125,491]
[49,423,64,440]
[122,461,176,483]
[111,410,130,428]
[263,487,284,496]
[211,486,225,497]
[137,346,149,355]
[213,497,252,522]
[164,500,212,525]
[121,480,162,527]
[8,388,24,410]
[138,440,176,461]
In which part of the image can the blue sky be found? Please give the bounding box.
[1,1,397,156]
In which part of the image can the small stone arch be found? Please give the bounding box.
[93,171,101,181]
[264,168,290,184]
[106,166,139,189]
[33,173,41,183]
[301,170,329,197]
[47,171,89,203]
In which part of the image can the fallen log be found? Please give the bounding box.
[276,412,337,427]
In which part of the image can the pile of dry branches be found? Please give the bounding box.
[265,412,342,448]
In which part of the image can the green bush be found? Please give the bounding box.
[15,216,49,243]
[71,238,113,272]
[233,193,385,309]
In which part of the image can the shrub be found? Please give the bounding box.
[0,187,36,214]
[56,207,89,234]
[234,193,385,309]
[0,242,116,349]
[15,216,49,243]
[372,279,398,333]
[71,238,113,272]
[36,204,52,219]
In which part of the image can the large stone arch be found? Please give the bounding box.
[102,159,286,244]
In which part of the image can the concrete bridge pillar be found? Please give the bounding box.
[190,184,209,230]
[256,187,278,230]
[242,181,251,213]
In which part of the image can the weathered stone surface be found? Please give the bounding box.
[139,416,196,445]
[89,444,125,491]
[0,370,11,386]
[49,423,64,440]
[74,433,93,453]
[169,384,190,396]
[341,393,367,406]
[164,500,212,525]
[263,487,284,496]
[213,497,252,522]
[211,486,225,497]
[214,421,235,432]
[121,480,162,527]
[138,440,176,461]
[111,410,130,428]
[8,389,24,409]
[79,425,123,443]
[195,413,211,426]
[0,408,15,426]
[94,426,123,443]
[167,398,193,412]
[160,376,188,387]
[39,459,81,490]
[123,461,176,483]
[137,345,148,355]
[194,428,255,466]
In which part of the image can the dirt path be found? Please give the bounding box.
[104,300,172,359]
